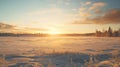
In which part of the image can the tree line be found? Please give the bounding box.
[96,27,120,37]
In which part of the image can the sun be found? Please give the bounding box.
[48,28,60,35]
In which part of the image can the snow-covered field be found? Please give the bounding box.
[0,36,120,67]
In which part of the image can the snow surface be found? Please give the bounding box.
[0,36,120,67]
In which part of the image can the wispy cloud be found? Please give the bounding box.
[85,1,91,5]
[94,9,102,14]
[89,2,106,10]
[79,7,91,17]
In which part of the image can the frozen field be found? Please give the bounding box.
[0,36,120,67]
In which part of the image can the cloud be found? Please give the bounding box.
[89,2,106,10]
[88,9,120,24]
[0,22,16,29]
[79,7,86,11]
[78,7,91,18]
[85,2,91,5]
[0,22,49,33]
[94,9,102,14]
[0,22,16,33]
[70,1,108,24]
[71,9,120,24]
[79,12,91,17]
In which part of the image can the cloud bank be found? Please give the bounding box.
[0,22,16,29]
[72,8,120,24]
[88,9,120,24]
[0,22,48,33]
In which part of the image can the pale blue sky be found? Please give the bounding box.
[0,0,120,33]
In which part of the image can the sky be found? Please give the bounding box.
[0,0,120,34]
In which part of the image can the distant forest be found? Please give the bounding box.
[96,27,120,37]
[0,27,120,37]
[0,33,95,37]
